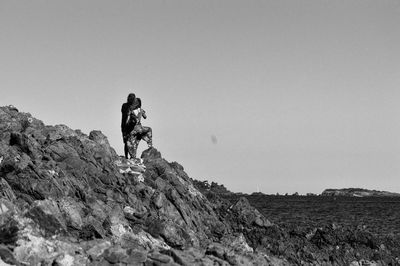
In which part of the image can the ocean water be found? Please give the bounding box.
[224,195,400,236]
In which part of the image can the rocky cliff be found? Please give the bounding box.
[0,105,287,265]
[0,105,399,266]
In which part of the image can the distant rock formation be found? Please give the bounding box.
[321,188,400,197]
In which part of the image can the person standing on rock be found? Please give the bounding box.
[121,93,153,160]
[121,93,138,158]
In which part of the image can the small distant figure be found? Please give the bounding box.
[121,93,153,160]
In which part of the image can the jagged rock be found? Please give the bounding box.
[59,197,85,230]
[89,130,117,157]
[102,246,129,264]
[141,147,162,162]
[147,219,190,249]
[228,197,273,228]
[124,249,147,264]
[25,199,67,237]
[0,218,19,246]
[152,192,166,209]
[0,105,397,265]
[0,179,16,202]
[53,253,77,266]
[205,242,226,260]
[13,226,85,266]
[147,251,173,264]
[124,202,147,220]
[221,234,254,254]
[79,220,105,240]
[0,244,17,265]
[117,229,170,251]
[84,240,112,260]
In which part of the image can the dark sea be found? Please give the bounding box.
[224,195,400,236]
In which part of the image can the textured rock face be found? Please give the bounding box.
[0,106,285,265]
[1,105,397,266]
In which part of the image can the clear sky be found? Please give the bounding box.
[1,0,399,194]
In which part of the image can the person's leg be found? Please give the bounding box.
[124,141,129,159]
[123,133,129,159]
[127,135,139,159]
[132,137,140,158]
[142,126,152,147]
[134,125,152,148]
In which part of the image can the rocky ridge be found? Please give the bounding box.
[0,105,399,265]
[0,105,286,265]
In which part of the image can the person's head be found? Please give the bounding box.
[136,98,142,108]
[127,93,136,104]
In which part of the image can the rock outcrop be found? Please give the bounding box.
[0,106,287,265]
[321,188,400,197]
[0,105,399,266]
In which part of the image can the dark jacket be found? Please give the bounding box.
[121,98,141,135]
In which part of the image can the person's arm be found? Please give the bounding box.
[141,109,147,119]
[121,104,128,132]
